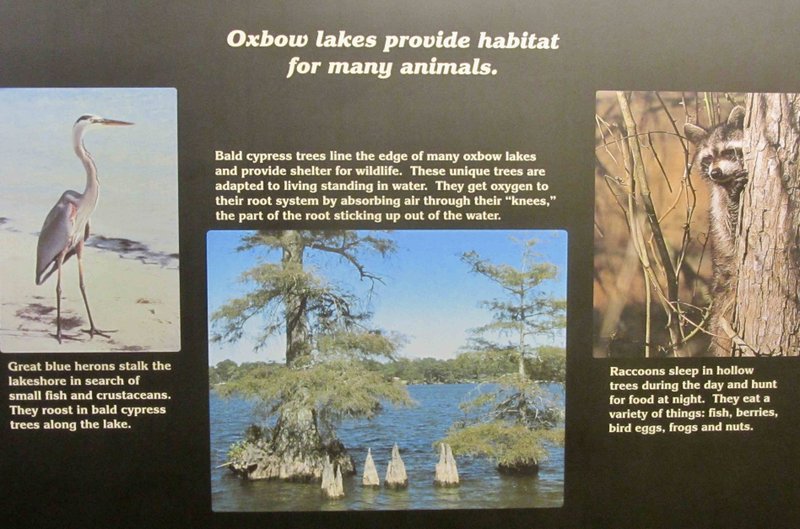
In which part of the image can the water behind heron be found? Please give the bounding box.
[210,383,564,511]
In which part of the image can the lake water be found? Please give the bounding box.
[210,383,564,511]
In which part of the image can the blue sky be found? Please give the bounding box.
[0,87,178,253]
[207,230,567,365]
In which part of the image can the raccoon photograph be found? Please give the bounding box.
[594,91,800,358]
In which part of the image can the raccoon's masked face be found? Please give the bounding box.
[698,144,746,185]
[684,106,747,187]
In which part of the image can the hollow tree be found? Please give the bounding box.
[731,94,800,356]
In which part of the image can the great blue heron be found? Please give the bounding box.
[35,114,133,343]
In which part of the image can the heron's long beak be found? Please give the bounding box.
[100,118,134,126]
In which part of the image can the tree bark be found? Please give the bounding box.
[282,230,310,365]
[229,231,358,481]
[229,420,355,481]
[229,396,355,481]
[734,94,800,356]
[222,230,400,481]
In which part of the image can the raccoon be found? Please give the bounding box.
[683,106,747,355]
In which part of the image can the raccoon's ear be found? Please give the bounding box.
[727,106,745,128]
[683,123,707,145]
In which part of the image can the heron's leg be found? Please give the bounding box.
[76,241,111,339]
[55,252,66,343]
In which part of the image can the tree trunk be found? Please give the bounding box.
[518,294,527,377]
[229,399,355,481]
[517,333,527,377]
[228,418,355,481]
[734,93,800,356]
[228,231,356,481]
[267,405,354,481]
[282,230,310,365]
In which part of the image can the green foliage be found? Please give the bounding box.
[209,360,277,386]
[210,346,566,387]
[367,354,514,384]
[210,230,396,352]
[316,329,404,362]
[209,358,249,385]
[210,230,409,456]
[210,260,363,348]
[217,358,413,441]
[238,230,396,263]
[441,238,566,470]
[456,374,563,429]
[461,239,566,371]
[525,346,567,383]
[444,421,563,467]
[443,373,564,467]
[227,439,249,463]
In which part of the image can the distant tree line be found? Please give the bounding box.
[209,231,565,479]
[210,346,565,388]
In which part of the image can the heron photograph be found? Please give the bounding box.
[0,88,180,352]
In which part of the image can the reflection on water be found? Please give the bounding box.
[210,383,564,511]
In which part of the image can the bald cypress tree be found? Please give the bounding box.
[442,239,565,474]
[212,230,411,481]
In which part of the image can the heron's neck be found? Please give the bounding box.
[74,138,100,203]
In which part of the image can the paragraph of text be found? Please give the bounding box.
[608,365,778,435]
[6,359,173,432]
[213,149,555,225]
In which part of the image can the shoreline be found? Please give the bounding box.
[0,222,180,353]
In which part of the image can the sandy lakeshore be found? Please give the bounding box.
[0,223,180,353]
